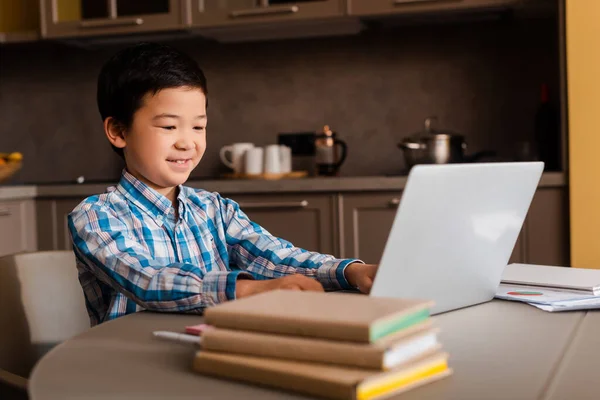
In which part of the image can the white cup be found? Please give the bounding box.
[264,144,282,174]
[279,145,292,174]
[219,143,254,174]
[245,147,264,175]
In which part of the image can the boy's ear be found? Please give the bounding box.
[104,117,127,149]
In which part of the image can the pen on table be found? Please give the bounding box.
[153,331,202,346]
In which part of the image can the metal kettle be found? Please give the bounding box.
[315,125,347,176]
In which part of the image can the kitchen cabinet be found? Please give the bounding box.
[36,198,85,251]
[522,187,570,266]
[508,230,525,264]
[226,193,338,256]
[30,184,569,268]
[39,0,187,39]
[0,0,40,43]
[339,192,402,264]
[0,199,37,257]
[35,193,338,255]
[341,187,569,268]
[507,187,570,266]
[190,0,346,28]
[348,0,518,17]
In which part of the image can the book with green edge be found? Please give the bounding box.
[204,289,433,343]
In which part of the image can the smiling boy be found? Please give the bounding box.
[69,42,376,326]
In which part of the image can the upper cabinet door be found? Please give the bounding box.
[40,0,187,39]
[190,0,346,28]
[348,0,518,17]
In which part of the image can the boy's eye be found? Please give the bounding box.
[161,126,176,131]
[194,126,205,131]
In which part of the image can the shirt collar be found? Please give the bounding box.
[116,169,186,224]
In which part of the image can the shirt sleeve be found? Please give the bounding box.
[68,203,253,312]
[218,195,363,290]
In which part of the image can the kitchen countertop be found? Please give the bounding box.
[0,172,567,201]
[0,184,37,201]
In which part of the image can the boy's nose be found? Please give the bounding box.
[174,138,194,150]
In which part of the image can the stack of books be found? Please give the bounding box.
[192,290,451,400]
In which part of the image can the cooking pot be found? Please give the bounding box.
[398,117,494,169]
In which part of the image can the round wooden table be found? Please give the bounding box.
[29,301,599,400]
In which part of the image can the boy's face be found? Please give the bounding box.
[120,87,207,199]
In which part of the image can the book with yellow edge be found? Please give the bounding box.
[201,322,439,370]
[204,290,433,343]
[193,350,451,400]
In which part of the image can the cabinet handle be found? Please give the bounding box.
[238,200,309,210]
[393,0,442,5]
[388,198,401,207]
[0,208,11,217]
[230,5,299,18]
[80,18,144,29]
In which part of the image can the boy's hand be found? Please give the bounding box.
[344,263,378,294]
[236,275,324,299]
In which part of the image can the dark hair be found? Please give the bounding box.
[97,42,208,158]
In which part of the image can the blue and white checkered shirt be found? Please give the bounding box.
[69,170,359,326]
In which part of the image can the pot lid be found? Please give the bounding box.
[410,117,462,139]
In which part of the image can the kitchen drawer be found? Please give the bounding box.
[0,200,36,257]
[191,0,346,28]
[348,0,518,17]
[225,193,338,256]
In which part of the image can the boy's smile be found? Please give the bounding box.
[107,86,207,204]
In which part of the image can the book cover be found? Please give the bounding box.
[202,322,439,369]
[193,350,451,400]
[204,290,433,343]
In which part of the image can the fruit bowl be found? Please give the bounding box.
[0,153,23,183]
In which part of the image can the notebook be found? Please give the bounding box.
[201,323,439,370]
[193,350,451,400]
[502,264,600,295]
[203,290,433,343]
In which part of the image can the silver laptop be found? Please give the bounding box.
[370,162,544,315]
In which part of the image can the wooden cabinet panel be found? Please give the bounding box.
[36,198,85,251]
[508,230,525,264]
[40,0,186,38]
[0,200,37,257]
[348,0,517,17]
[191,0,345,28]
[340,192,401,264]
[523,187,570,266]
[0,0,39,33]
[226,193,338,255]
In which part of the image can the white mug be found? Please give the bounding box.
[245,147,264,175]
[264,144,282,174]
[219,143,254,174]
[279,145,292,174]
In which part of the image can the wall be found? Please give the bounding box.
[567,0,600,269]
[0,13,558,184]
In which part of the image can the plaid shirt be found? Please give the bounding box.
[69,170,359,326]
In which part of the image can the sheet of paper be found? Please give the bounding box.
[495,284,598,305]
[529,297,600,312]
